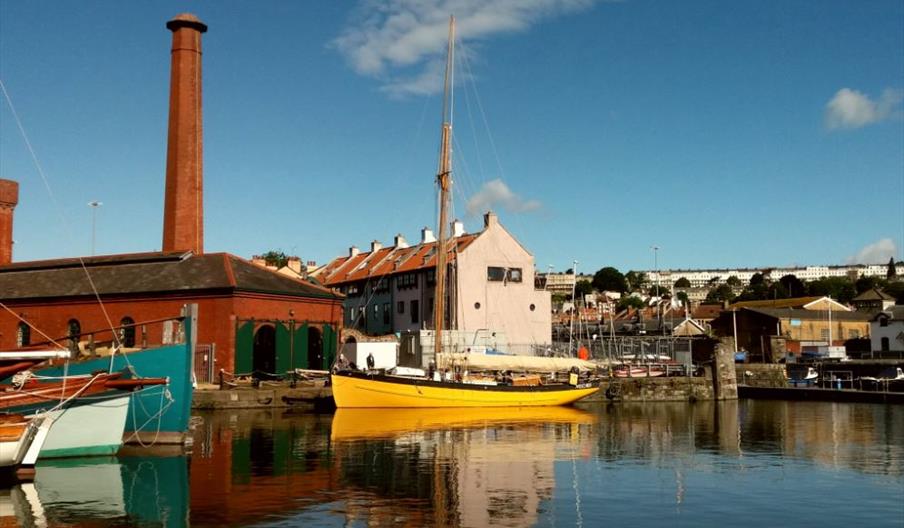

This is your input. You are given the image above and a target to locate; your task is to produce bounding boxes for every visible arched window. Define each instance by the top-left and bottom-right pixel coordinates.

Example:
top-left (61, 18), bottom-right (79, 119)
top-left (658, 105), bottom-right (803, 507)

top-left (16, 323), bottom-right (30, 347)
top-left (67, 319), bottom-right (81, 355)
top-left (120, 317), bottom-right (136, 348)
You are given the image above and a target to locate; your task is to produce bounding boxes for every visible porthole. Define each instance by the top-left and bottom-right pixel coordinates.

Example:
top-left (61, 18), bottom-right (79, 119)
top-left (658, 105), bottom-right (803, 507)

top-left (529, 304), bottom-right (536, 311)
top-left (474, 302), bottom-right (481, 309)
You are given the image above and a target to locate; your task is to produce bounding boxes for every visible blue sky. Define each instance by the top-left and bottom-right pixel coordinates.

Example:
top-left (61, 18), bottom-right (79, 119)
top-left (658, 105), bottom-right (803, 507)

top-left (1, 1), bottom-right (902, 274)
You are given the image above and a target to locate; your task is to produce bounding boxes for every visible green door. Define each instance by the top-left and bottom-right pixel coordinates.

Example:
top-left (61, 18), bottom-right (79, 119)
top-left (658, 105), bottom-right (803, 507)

top-left (275, 322), bottom-right (291, 376)
top-left (322, 324), bottom-right (336, 370)
top-left (235, 321), bottom-right (254, 375)
top-left (292, 323), bottom-right (309, 369)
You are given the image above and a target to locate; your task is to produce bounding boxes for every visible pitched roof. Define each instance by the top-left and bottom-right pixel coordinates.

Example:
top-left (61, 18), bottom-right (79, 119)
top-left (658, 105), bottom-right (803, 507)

top-left (743, 307), bottom-right (872, 322)
top-left (730, 296), bottom-right (827, 310)
top-left (0, 252), bottom-right (341, 301)
top-left (318, 233), bottom-right (480, 286)
top-left (872, 306), bottom-right (904, 321)
top-left (852, 288), bottom-right (895, 302)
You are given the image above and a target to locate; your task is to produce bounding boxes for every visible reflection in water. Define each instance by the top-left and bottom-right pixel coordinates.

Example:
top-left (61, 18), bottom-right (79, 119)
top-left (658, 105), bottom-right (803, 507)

top-left (1, 454), bottom-right (188, 527)
top-left (3, 402), bottom-right (901, 527)
top-left (188, 402), bottom-right (903, 527)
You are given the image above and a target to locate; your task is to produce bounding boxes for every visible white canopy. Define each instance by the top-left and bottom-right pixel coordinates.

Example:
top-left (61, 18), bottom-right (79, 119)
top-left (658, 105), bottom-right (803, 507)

top-left (437, 353), bottom-right (600, 373)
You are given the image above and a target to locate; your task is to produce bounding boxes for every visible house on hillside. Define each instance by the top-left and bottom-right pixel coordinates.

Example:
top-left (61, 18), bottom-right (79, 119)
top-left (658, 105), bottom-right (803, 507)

top-left (851, 288), bottom-right (896, 312)
top-left (315, 212), bottom-right (551, 355)
top-left (729, 296), bottom-right (850, 312)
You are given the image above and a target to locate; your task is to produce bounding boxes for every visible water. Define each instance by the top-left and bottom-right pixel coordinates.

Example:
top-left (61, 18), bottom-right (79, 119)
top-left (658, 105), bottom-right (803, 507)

top-left (3, 401), bottom-right (902, 527)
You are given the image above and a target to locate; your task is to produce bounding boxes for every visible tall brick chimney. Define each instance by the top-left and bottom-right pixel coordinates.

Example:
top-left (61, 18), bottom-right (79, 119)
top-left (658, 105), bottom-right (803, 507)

top-left (162, 13), bottom-right (207, 254)
top-left (0, 179), bottom-right (18, 265)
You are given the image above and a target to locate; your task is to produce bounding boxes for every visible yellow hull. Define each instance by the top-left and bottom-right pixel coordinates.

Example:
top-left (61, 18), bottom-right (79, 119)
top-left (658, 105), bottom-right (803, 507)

top-left (331, 406), bottom-right (596, 441)
top-left (330, 372), bottom-right (599, 408)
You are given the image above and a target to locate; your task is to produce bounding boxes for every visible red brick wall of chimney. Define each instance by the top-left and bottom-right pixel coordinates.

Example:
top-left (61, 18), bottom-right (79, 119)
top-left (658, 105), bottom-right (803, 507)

top-left (0, 179), bottom-right (19, 265)
top-left (162, 14), bottom-right (207, 255)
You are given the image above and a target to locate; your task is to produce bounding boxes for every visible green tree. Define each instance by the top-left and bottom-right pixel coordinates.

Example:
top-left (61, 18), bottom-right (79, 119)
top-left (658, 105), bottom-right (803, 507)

top-left (676, 291), bottom-right (690, 305)
top-left (884, 281), bottom-right (904, 304)
top-left (260, 250), bottom-right (290, 268)
top-left (592, 267), bottom-right (628, 293)
top-left (855, 275), bottom-right (887, 294)
top-left (807, 277), bottom-right (857, 304)
top-left (574, 280), bottom-right (593, 299)
top-left (617, 295), bottom-right (646, 311)
top-left (887, 257), bottom-right (897, 279)
top-left (726, 275), bottom-right (742, 287)
top-left (779, 274), bottom-right (805, 298)
top-left (704, 284), bottom-right (736, 303)
top-left (674, 277), bottom-right (691, 288)
top-left (624, 271), bottom-right (648, 292)
top-left (749, 272), bottom-right (767, 287)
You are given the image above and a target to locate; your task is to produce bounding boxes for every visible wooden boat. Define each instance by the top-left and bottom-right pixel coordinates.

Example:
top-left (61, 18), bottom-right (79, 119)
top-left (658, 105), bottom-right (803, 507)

top-left (30, 307), bottom-right (196, 445)
top-left (0, 412), bottom-right (54, 481)
top-left (1, 369), bottom-right (168, 458)
top-left (613, 365), bottom-right (666, 378)
top-left (331, 406), bottom-right (597, 441)
top-left (330, 18), bottom-right (599, 408)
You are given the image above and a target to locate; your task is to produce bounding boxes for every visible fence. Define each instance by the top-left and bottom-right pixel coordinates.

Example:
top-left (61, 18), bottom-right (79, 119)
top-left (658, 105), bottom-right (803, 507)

top-left (194, 343), bottom-right (216, 384)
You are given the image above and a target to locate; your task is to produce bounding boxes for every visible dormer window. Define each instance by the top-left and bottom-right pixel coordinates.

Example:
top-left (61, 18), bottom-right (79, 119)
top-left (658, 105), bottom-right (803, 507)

top-left (880, 316), bottom-right (889, 327)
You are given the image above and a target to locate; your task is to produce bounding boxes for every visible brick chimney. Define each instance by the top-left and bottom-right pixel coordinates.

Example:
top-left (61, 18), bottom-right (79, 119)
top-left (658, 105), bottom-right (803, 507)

top-left (162, 13), bottom-right (207, 254)
top-left (0, 179), bottom-right (18, 265)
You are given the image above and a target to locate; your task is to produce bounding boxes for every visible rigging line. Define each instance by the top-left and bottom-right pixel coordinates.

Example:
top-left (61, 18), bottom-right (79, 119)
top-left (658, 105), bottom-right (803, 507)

top-left (0, 302), bottom-right (68, 350)
top-left (456, 41), bottom-right (488, 182)
top-left (0, 79), bottom-right (123, 352)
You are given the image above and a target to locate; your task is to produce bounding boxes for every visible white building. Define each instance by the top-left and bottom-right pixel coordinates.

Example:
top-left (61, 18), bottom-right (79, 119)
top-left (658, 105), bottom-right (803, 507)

top-left (649, 263), bottom-right (892, 289)
top-left (315, 212), bottom-right (551, 351)
top-left (871, 307), bottom-right (904, 356)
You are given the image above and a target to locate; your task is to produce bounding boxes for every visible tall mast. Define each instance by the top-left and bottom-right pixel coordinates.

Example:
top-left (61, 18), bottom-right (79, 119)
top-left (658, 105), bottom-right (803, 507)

top-left (434, 16), bottom-right (455, 360)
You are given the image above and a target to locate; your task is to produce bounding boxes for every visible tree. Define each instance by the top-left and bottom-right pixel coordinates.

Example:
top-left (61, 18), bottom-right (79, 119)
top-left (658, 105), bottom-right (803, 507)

top-left (592, 267), bottom-right (628, 293)
top-left (704, 284), bottom-right (736, 303)
top-left (260, 250), bottom-right (290, 268)
top-left (888, 257), bottom-right (897, 279)
top-left (779, 274), bottom-right (805, 298)
top-left (884, 281), bottom-right (904, 304)
top-left (806, 277), bottom-right (857, 304)
top-left (617, 295), bottom-right (645, 311)
top-left (676, 291), bottom-right (690, 305)
top-left (624, 271), bottom-right (648, 292)
top-left (749, 272), bottom-right (766, 287)
top-left (855, 275), bottom-right (887, 294)
top-left (674, 277), bottom-right (691, 288)
top-left (574, 280), bottom-right (593, 299)
top-left (707, 276), bottom-right (721, 286)
top-left (726, 275), bottom-right (742, 287)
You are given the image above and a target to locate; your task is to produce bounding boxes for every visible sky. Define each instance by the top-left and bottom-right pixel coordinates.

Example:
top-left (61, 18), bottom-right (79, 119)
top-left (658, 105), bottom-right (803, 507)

top-left (1, 0), bottom-right (902, 274)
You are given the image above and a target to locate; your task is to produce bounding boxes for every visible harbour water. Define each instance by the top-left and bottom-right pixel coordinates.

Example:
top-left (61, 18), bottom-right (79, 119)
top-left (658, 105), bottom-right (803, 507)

top-left (3, 401), bottom-right (902, 527)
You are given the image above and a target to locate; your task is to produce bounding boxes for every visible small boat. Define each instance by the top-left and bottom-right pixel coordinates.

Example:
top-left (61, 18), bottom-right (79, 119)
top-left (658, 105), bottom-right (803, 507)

top-left (612, 365), bottom-right (666, 378)
top-left (0, 413), bottom-right (54, 480)
top-left (788, 366), bottom-right (819, 386)
top-left (330, 18), bottom-right (599, 409)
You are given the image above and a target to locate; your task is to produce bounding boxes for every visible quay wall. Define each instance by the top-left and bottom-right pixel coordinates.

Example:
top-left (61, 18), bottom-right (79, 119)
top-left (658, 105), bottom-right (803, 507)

top-left (193, 384), bottom-right (334, 411)
top-left (736, 364), bottom-right (787, 388)
top-left (581, 376), bottom-right (714, 403)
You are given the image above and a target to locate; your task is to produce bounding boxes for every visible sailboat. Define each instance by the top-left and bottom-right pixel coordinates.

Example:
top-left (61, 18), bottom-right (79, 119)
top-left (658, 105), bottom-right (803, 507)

top-left (330, 16), bottom-right (599, 408)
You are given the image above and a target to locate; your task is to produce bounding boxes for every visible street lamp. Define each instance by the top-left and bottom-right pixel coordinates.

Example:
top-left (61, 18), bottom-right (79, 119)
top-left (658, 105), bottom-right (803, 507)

top-left (88, 201), bottom-right (102, 255)
top-left (650, 245), bottom-right (660, 297)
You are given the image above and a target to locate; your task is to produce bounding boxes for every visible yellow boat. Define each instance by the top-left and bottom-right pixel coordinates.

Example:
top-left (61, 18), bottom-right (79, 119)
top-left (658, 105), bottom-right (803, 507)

top-left (330, 370), bottom-right (599, 408)
top-left (330, 406), bottom-right (597, 441)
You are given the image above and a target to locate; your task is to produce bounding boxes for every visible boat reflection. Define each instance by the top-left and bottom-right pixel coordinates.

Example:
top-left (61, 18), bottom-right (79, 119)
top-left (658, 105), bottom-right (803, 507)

top-left (0, 453), bottom-right (188, 527)
top-left (331, 405), bottom-right (597, 441)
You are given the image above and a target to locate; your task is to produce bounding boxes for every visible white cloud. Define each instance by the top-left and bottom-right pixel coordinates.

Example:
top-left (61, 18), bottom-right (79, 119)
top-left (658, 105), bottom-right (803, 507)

top-left (466, 178), bottom-right (541, 216)
top-left (825, 88), bottom-right (903, 130)
top-left (845, 238), bottom-right (898, 264)
top-left (332, 0), bottom-right (597, 96)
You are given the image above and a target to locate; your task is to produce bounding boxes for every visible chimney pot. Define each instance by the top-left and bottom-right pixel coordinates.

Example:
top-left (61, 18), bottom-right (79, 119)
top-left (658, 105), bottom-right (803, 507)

top-left (371, 240), bottom-right (382, 252)
top-left (421, 227), bottom-right (436, 244)
top-left (349, 246), bottom-right (360, 257)
top-left (483, 211), bottom-right (498, 229)
top-left (394, 234), bottom-right (408, 248)
top-left (452, 219), bottom-right (465, 237)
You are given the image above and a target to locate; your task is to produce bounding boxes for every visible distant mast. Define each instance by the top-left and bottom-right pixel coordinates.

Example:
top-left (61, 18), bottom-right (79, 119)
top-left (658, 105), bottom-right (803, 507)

top-left (434, 16), bottom-right (455, 360)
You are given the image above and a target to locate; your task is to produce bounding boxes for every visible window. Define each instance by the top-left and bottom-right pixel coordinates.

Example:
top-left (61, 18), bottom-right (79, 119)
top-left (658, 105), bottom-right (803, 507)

top-left (820, 329), bottom-right (830, 341)
top-left (426, 269), bottom-right (436, 285)
top-left (487, 267), bottom-right (506, 281)
top-left (880, 316), bottom-right (889, 327)
top-left (530, 304), bottom-right (536, 311)
top-left (374, 278), bottom-right (389, 293)
top-left (16, 323), bottom-right (30, 348)
top-left (474, 302), bottom-right (481, 309)
top-left (67, 318), bottom-right (81, 354)
top-left (383, 303), bottom-right (391, 324)
top-left (397, 273), bottom-right (418, 290)
top-left (120, 317), bottom-right (136, 348)
top-left (508, 268), bottom-right (523, 283)
top-left (373, 304), bottom-right (380, 320)
top-left (848, 329), bottom-right (859, 339)
top-left (411, 300), bottom-right (420, 324)
top-left (881, 337), bottom-right (890, 351)
top-left (347, 283), bottom-right (362, 297)
top-left (397, 301), bottom-right (405, 314)
top-left (427, 298), bottom-right (434, 319)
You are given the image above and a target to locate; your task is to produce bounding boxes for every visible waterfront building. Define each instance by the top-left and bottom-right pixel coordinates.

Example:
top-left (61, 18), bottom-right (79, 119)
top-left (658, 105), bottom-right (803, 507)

top-left (870, 306), bottom-right (904, 357)
top-left (315, 212), bottom-right (552, 348)
top-left (0, 14), bottom-right (344, 378)
top-left (710, 307), bottom-right (871, 361)
top-left (648, 263), bottom-right (892, 289)
top-left (536, 272), bottom-right (591, 296)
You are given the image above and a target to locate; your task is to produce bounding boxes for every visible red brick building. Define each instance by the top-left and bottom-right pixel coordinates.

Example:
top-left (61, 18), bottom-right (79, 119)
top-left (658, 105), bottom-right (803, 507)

top-left (0, 251), bottom-right (343, 377)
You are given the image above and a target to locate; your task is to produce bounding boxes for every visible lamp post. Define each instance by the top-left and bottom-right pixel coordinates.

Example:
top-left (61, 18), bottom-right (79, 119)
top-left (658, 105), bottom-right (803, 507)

top-left (88, 201), bottom-right (102, 255)
top-left (650, 245), bottom-right (660, 297)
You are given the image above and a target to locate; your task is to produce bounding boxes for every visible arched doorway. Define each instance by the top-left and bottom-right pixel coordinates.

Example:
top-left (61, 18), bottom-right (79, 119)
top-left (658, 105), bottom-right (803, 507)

top-left (253, 325), bottom-right (277, 377)
top-left (308, 326), bottom-right (323, 370)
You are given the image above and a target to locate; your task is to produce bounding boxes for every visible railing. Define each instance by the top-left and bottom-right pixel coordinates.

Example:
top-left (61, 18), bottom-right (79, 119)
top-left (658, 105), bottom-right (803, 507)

top-left (194, 344), bottom-right (216, 384)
